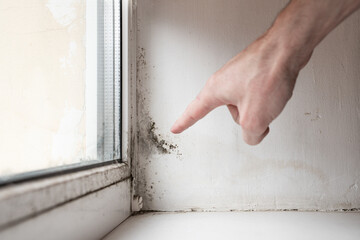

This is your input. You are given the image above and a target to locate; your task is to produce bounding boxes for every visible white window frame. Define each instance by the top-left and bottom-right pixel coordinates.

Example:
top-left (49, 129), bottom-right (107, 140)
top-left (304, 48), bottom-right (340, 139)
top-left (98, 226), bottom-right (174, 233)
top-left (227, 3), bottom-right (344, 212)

top-left (0, 1), bottom-right (137, 239)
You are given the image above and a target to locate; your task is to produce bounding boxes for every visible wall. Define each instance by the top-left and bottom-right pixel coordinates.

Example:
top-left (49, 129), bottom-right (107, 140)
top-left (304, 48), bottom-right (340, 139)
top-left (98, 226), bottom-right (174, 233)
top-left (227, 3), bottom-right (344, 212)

top-left (0, 0), bottom-right (87, 175)
top-left (135, 0), bottom-right (360, 211)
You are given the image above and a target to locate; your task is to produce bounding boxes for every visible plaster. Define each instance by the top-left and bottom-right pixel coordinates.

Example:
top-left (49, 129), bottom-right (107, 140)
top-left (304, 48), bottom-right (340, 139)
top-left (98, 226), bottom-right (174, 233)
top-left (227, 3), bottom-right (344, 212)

top-left (134, 0), bottom-right (360, 211)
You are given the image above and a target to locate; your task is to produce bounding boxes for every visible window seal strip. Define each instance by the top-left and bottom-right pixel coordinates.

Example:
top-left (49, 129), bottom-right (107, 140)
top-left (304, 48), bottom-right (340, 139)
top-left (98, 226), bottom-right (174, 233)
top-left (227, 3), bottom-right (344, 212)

top-left (0, 159), bottom-right (121, 188)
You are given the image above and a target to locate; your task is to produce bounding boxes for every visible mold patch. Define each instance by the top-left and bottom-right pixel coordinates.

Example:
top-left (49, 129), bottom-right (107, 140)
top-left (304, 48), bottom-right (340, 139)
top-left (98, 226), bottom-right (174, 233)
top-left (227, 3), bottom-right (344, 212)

top-left (148, 121), bottom-right (178, 154)
top-left (134, 45), bottom-right (183, 209)
top-left (136, 46), bottom-right (180, 156)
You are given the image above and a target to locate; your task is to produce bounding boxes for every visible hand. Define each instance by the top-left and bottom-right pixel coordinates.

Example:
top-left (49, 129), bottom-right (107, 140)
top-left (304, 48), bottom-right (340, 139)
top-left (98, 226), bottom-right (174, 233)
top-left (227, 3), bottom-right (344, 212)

top-left (171, 0), bottom-right (360, 145)
top-left (171, 33), bottom-right (309, 145)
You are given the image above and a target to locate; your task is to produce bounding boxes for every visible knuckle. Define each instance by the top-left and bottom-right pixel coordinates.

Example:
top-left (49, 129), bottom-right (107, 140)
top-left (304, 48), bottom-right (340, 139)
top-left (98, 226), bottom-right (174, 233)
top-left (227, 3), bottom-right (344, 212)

top-left (205, 74), bottom-right (219, 91)
top-left (239, 114), bottom-right (266, 135)
top-left (195, 94), bottom-right (210, 111)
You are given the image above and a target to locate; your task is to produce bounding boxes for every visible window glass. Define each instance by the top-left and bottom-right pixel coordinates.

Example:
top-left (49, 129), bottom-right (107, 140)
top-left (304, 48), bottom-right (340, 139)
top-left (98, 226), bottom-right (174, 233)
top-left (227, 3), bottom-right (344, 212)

top-left (0, 0), bottom-right (121, 181)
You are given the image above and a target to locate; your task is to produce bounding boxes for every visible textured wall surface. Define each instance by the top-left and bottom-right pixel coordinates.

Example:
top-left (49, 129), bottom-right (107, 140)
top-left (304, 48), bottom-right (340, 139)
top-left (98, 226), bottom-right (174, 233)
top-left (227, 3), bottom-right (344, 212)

top-left (135, 0), bottom-right (360, 211)
top-left (0, 0), bottom-right (86, 175)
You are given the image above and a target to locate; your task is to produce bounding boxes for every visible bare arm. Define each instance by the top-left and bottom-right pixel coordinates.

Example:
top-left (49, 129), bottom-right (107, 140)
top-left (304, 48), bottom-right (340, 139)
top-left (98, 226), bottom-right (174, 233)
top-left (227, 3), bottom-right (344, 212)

top-left (171, 0), bottom-right (360, 145)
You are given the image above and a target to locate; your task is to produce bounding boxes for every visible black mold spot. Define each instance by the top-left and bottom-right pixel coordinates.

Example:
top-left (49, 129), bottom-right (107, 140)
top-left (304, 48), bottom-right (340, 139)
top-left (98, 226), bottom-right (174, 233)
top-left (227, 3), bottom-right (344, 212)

top-left (339, 208), bottom-right (360, 212)
top-left (148, 121), bottom-right (178, 154)
top-left (137, 47), bottom-right (147, 68)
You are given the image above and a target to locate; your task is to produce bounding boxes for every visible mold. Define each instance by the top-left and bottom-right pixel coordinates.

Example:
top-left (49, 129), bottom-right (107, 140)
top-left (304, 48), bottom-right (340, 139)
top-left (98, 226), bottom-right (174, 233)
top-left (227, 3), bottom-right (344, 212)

top-left (338, 208), bottom-right (360, 212)
top-left (137, 47), bottom-right (147, 68)
top-left (134, 45), bottom-right (183, 208)
top-left (148, 121), bottom-right (178, 154)
top-left (136, 46), bottom-right (180, 156)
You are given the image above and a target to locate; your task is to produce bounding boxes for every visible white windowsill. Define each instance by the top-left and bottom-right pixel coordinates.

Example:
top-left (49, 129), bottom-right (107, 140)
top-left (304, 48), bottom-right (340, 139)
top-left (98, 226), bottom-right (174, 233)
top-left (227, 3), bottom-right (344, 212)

top-left (0, 162), bottom-right (130, 229)
top-left (0, 178), bottom-right (131, 240)
top-left (104, 212), bottom-right (360, 240)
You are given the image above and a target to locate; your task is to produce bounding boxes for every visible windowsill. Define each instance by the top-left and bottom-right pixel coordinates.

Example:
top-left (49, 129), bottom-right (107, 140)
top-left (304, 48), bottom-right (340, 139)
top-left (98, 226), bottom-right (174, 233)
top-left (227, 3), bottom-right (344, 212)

top-left (104, 211), bottom-right (360, 240)
top-left (0, 162), bottom-right (130, 229)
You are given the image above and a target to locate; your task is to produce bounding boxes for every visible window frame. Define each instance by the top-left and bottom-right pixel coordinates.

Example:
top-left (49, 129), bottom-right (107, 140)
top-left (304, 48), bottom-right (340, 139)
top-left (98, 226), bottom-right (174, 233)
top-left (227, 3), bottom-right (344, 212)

top-left (0, 0), bottom-right (120, 187)
top-left (0, 0), bottom-right (136, 237)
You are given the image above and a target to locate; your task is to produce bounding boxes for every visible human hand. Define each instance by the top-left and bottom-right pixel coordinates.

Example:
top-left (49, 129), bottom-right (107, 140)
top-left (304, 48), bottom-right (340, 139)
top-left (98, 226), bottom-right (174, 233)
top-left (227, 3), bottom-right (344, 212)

top-left (171, 33), bottom-right (310, 145)
top-left (171, 0), bottom-right (360, 145)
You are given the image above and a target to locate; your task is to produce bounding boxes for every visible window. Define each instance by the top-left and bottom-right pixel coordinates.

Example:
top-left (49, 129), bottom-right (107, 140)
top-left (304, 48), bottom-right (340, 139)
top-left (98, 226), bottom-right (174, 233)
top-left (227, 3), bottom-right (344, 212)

top-left (0, 0), bottom-right (122, 185)
top-left (0, 0), bottom-right (133, 236)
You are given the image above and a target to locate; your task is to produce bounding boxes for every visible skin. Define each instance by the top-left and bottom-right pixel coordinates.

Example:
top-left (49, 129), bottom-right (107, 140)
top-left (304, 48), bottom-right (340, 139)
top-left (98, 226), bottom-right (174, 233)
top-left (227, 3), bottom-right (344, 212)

top-left (171, 0), bottom-right (360, 145)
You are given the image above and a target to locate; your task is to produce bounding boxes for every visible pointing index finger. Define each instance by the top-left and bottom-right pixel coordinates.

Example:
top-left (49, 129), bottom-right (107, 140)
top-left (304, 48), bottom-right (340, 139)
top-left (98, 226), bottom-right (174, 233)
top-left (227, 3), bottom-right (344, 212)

top-left (171, 92), bottom-right (222, 134)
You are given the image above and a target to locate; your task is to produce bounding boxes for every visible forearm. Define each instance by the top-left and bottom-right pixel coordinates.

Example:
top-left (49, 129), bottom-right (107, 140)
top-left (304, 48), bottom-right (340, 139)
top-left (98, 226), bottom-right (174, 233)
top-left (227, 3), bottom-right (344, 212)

top-left (266, 0), bottom-right (360, 71)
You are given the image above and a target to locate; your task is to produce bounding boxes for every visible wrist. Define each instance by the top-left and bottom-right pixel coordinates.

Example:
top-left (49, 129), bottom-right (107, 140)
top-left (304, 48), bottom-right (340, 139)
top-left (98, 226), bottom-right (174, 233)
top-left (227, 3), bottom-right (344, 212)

top-left (262, 26), bottom-right (313, 73)
top-left (264, 0), bottom-right (360, 72)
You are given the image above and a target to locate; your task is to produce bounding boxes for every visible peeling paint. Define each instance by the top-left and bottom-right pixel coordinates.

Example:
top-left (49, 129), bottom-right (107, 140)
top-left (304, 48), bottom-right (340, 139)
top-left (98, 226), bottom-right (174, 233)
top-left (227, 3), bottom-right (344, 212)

top-left (349, 183), bottom-right (359, 192)
top-left (304, 109), bottom-right (322, 121)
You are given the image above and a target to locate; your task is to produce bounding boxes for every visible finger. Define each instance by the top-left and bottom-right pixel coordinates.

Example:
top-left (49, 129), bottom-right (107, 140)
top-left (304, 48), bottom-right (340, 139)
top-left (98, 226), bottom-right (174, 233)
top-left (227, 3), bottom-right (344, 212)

top-left (171, 92), bottom-right (222, 134)
top-left (227, 104), bottom-right (240, 124)
top-left (242, 127), bottom-right (270, 145)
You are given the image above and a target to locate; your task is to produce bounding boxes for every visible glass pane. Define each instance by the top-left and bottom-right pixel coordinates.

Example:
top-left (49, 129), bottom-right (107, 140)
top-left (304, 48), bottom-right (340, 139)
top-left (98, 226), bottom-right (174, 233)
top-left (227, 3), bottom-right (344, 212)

top-left (0, 0), bottom-right (121, 181)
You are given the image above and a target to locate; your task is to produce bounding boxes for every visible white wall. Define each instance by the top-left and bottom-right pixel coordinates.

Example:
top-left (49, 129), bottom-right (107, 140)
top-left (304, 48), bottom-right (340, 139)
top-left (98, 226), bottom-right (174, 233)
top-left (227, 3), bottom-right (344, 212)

top-left (135, 0), bottom-right (360, 211)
